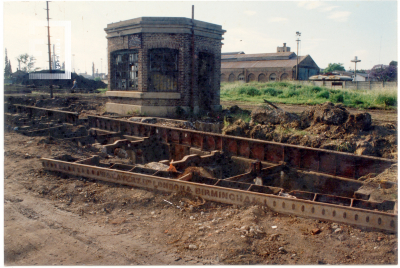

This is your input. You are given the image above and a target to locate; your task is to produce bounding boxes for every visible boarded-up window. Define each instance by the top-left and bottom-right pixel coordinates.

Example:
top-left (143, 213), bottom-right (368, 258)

top-left (112, 49), bottom-right (139, 90)
top-left (228, 73), bottom-right (236, 82)
top-left (258, 73), bottom-right (266, 82)
top-left (269, 73), bottom-right (277, 81)
top-left (280, 73), bottom-right (289, 81)
top-left (248, 73), bottom-right (255, 82)
top-left (148, 48), bottom-right (179, 91)
top-left (238, 74), bottom-right (245, 81)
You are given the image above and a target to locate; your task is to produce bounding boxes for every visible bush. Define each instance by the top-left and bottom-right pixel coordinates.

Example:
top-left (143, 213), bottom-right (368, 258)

top-left (272, 81), bottom-right (291, 88)
top-left (261, 87), bottom-right (282, 96)
top-left (278, 88), bottom-right (299, 98)
top-left (317, 90), bottom-right (330, 99)
top-left (330, 93), bottom-right (344, 103)
top-left (311, 86), bottom-right (323, 93)
top-left (377, 95), bottom-right (397, 106)
top-left (238, 86), bottom-right (261, 96)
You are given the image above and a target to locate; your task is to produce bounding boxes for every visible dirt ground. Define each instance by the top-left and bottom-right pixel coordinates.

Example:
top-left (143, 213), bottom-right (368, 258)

top-left (4, 131), bottom-right (398, 265)
top-left (221, 101), bottom-right (398, 124)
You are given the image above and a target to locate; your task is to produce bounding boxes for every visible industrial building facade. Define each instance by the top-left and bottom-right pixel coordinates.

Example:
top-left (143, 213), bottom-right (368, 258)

top-left (221, 43), bottom-right (319, 82)
top-left (104, 17), bottom-right (225, 116)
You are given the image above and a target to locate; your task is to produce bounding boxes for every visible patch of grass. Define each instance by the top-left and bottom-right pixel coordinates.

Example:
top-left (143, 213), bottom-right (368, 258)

top-left (261, 87), bottom-right (282, 96)
top-left (232, 112), bottom-right (251, 123)
top-left (317, 90), bottom-right (330, 99)
top-left (97, 88), bottom-right (108, 94)
top-left (220, 81), bottom-right (397, 109)
top-left (274, 125), bottom-right (310, 136)
top-left (238, 86), bottom-right (261, 96)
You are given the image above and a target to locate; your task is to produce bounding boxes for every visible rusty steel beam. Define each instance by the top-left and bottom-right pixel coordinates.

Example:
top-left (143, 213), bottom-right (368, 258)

top-left (41, 157), bottom-right (397, 232)
top-left (14, 104), bottom-right (79, 125)
top-left (87, 115), bottom-right (396, 180)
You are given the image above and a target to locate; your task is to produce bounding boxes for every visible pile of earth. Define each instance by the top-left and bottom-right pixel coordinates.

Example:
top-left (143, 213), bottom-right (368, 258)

top-left (12, 70), bottom-right (106, 90)
top-left (222, 102), bottom-right (397, 159)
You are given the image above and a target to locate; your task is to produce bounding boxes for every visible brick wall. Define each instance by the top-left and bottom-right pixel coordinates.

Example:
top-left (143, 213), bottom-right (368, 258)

top-left (107, 32), bottom-right (222, 109)
top-left (221, 67), bottom-right (294, 82)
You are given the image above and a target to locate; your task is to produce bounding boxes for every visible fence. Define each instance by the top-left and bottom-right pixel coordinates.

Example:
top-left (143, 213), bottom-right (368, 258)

top-left (297, 80), bottom-right (397, 90)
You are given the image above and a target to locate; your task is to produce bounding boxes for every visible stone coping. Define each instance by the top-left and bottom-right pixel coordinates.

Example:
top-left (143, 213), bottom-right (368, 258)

top-left (105, 17), bottom-right (225, 39)
top-left (106, 91), bottom-right (181, 99)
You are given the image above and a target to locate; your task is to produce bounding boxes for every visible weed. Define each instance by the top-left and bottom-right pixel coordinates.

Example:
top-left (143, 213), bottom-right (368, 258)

top-left (330, 93), bottom-right (344, 103)
top-left (97, 88), bottom-right (108, 94)
top-left (311, 86), bottom-right (323, 93)
top-left (220, 81), bottom-right (397, 109)
top-left (261, 87), bottom-right (282, 96)
top-left (317, 90), bottom-right (330, 99)
top-left (238, 86), bottom-right (261, 96)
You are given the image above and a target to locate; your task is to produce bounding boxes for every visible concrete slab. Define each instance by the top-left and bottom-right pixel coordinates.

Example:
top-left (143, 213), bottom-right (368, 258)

top-left (106, 103), bottom-right (189, 117)
top-left (106, 91), bottom-right (181, 99)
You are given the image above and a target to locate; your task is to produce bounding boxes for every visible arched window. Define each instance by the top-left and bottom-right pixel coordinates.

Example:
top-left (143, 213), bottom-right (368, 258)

top-left (269, 73), bottom-right (277, 81)
top-left (280, 73), bottom-right (289, 81)
top-left (248, 73), bottom-right (255, 82)
top-left (228, 73), bottom-right (236, 82)
top-left (220, 73), bottom-right (226, 82)
top-left (238, 74), bottom-right (245, 81)
top-left (258, 73), bottom-right (266, 82)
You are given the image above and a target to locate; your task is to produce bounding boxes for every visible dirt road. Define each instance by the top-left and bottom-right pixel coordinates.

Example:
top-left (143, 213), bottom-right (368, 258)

top-left (4, 131), bottom-right (398, 265)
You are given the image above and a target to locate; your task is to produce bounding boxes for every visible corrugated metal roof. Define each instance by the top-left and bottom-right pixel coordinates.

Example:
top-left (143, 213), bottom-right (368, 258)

top-left (309, 75), bottom-right (353, 81)
top-left (221, 56), bottom-right (306, 69)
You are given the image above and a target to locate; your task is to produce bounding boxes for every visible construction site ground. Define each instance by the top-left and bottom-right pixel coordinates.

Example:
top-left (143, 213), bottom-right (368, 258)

top-left (4, 93), bottom-right (398, 265)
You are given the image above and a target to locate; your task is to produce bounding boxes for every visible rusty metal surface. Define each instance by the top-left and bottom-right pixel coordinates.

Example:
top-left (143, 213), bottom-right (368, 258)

top-left (41, 157), bottom-right (397, 232)
top-left (14, 104), bottom-right (79, 125)
top-left (87, 115), bottom-right (396, 180)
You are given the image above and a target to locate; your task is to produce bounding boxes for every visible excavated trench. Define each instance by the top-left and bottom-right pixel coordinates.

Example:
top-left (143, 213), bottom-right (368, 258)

top-left (5, 103), bottom-right (398, 231)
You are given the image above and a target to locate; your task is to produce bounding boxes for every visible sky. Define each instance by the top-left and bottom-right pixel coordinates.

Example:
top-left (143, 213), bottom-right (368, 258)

top-left (2, 0), bottom-right (398, 74)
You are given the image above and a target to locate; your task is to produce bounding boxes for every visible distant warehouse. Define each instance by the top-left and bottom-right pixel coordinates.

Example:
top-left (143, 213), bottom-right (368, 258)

top-left (221, 43), bottom-right (319, 82)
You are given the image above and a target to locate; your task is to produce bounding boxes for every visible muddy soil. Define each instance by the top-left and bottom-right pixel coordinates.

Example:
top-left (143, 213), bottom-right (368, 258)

top-left (4, 131), bottom-right (398, 265)
top-left (223, 102), bottom-right (397, 159)
top-left (221, 101), bottom-right (398, 124)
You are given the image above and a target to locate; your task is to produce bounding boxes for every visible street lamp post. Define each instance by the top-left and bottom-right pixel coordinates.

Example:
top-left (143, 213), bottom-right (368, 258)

top-left (296, 31), bottom-right (301, 80)
top-left (351, 56), bottom-right (361, 81)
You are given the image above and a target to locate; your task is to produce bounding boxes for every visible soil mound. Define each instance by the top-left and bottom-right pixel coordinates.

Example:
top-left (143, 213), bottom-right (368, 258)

top-left (301, 102), bottom-right (372, 132)
top-left (251, 106), bottom-right (300, 126)
top-left (222, 119), bottom-right (249, 136)
top-left (300, 102), bottom-right (349, 128)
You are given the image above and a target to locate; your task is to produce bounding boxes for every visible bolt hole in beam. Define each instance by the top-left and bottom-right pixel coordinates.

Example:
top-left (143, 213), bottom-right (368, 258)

top-left (40, 158), bottom-right (397, 232)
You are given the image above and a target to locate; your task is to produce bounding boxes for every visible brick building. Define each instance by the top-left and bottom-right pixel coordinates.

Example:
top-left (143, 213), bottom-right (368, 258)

top-left (104, 17), bottom-right (225, 116)
top-left (221, 43), bottom-right (319, 82)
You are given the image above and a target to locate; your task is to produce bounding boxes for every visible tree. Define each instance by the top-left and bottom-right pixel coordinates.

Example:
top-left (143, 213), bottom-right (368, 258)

top-left (4, 48), bottom-right (12, 78)
top-left (15, 53), bottom-right (39, 72)
top-left (324, 63), bottom-right (346, 73)
top-left (389, 61), bottom-right (397, 67)
top-left (370, 65), bottom-right (397, 82)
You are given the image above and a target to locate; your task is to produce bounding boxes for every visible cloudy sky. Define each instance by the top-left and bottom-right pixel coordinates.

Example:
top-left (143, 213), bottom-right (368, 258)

top-left (3, 1), bottom-right (398, 74)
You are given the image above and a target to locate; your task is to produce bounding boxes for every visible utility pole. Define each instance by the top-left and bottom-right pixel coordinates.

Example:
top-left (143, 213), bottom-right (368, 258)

top-left (296, 31), bottom-right (301, 80)
top-left (45, 1), bottom-right (53, 98)
top-left (191, 5), bottom-right (195, 111)
top-left (351, 56), bottom-right (361, 81)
